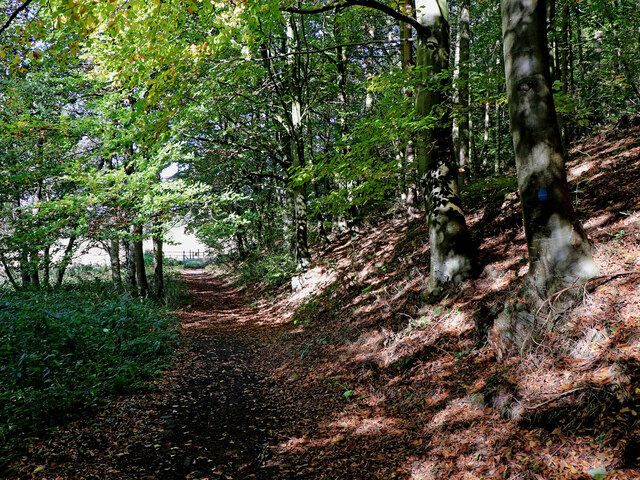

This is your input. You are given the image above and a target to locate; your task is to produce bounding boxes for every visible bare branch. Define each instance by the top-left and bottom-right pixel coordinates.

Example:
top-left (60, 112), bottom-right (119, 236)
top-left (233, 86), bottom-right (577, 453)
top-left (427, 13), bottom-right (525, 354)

top-left (283, 0), bottom-right (429, 37)
top-left (0, 0), bottom-right (34, 37)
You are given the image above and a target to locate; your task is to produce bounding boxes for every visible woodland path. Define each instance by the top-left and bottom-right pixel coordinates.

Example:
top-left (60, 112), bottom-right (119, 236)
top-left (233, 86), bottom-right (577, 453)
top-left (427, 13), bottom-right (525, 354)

top-left (117, 269), bottom-right (296, 479)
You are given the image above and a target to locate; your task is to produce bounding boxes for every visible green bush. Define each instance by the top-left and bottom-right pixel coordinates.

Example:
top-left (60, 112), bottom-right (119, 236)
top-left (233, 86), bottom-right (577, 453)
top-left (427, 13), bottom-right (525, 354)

top-left (234, 252), bottom-right (296, 287)
top-left (0, 280), bottom-right (179, 465)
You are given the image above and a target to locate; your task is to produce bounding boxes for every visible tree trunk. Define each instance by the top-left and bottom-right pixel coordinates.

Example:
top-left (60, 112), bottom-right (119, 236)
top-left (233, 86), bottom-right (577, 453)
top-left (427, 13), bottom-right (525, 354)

top-left (42, 245), bottom-right (50, 286)
top-left (56, 235), bottom-right (76, 286)
top-left (401, 0), bottom-right (420, 217)
top-left (501, 0), bottom-right (598, 299)
top-left (153, 234), bottom-right (164, 299)
top-left (287, 14), bottom-right (311, 269)
top-left (29, 251), bottom-right (40, 287)
top-left (0, 252), bottom-right (19, 290)
top-left (452, 0), bottom-right (471, 188)
top-left (415, 0), bottom-right (476, 294)
top-left (110, 239), bottom-right (122, 287)
top-left (20, 249), bottom-right (30, 287)
top-left (133, 224), bottom-right (150, 297)
top-left (125, 236), bottom-right (137, 294)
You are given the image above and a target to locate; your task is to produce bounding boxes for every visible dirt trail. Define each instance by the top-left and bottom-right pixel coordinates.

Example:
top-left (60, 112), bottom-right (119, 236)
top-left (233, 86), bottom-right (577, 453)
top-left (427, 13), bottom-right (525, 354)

top-left (118, 270), bottom-right (291, 479)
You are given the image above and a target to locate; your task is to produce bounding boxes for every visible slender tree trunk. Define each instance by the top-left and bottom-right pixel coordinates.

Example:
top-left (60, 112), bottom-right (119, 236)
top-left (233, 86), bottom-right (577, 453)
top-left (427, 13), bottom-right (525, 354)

top-left (469, 93), bottom-right (477, 176)
top-left (125, 236), bottom-right (137, 294)
top-left (0, 252), bottom-right (19, 290)
top-left (133, 224), bottom-right (149, 297)
top-left (153, 233), bottom-right (164, 299)
top-left (42, 246), bottom-right (50, 286)
top-left (20, 249), bottom-right (30, 287)
top-left (452, 0), bottom-right (471, 188)
top-left (287, 14), bottom-right (310, 268)
top-left (495, 103), bottom-right (502, 173)
top-left (415, 0), bottom-right (476, 294)
top-left (29, 251), bottom-right (40, 287)
top-left (401, 0), bottom-right (420, 217)
top-left (501, 0), bottom-right (598, 299)
top-left (56, 235), bottom-right (76, 285)
top-left (110, 239), bottom-right (122, 287)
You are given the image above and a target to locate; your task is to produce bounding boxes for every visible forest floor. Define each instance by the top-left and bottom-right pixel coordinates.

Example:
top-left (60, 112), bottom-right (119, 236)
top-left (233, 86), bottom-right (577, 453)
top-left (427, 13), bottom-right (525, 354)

top-left (6, 124), bottom-right (640, 479)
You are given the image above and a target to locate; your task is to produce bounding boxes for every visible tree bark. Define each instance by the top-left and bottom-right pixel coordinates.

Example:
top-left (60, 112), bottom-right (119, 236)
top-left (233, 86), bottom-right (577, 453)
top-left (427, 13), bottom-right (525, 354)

top-left (0, 252), bottom-right (19, 290)
top-left (286, 14), bottom-right (311, 268)
top-left (153, 233), bottom-right (164, 299)
top-left (56, 235), bottom-right (76, 286)
top-left (415, 0), bottom-right (476, 293)
top-left (42, 245), bottom-right (50, 286)
top-left (402, 0), bottom-right (420, 218)
top-left (452, 0), bottom-right (471, 188)
top-left (133, 224), bottom-right (150, 297)
top-left (501, 0), bottom-right (598, 299)
top-left (125, 236), bottom-right (137, 294)
top-left (110, 239), bottom-right (122, 287)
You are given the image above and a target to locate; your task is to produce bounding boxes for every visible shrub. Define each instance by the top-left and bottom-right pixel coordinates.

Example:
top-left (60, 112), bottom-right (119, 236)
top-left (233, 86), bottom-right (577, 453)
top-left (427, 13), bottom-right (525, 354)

top-left (0, 280), bottom-right (179, 466)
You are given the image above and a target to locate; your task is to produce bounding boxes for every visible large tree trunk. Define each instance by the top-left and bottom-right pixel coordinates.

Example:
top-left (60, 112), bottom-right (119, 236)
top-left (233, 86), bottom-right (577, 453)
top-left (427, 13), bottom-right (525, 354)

top-left (501, 0), bottom-right (598, 299)
top-left (415, 0), bottom-right (476, 294)
top-left (452, 0), bottom-right (471, 188)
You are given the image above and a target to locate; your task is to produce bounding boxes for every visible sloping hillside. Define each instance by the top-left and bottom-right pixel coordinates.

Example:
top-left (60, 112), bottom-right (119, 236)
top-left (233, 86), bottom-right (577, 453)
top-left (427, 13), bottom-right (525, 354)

top-left (253, 124), bottom-right (640, 479)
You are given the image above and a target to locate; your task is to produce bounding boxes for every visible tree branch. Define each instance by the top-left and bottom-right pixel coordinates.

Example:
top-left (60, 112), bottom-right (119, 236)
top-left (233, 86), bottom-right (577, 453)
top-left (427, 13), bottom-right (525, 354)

top-left (283, 0), bottom-right (429, 37)
top-left (0, 0), bottom-right (34, 37)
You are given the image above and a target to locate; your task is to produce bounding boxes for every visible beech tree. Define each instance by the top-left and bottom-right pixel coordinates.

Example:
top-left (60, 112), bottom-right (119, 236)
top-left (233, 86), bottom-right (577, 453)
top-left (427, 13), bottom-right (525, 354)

top-left (501, 0), bottom-right (598, 298)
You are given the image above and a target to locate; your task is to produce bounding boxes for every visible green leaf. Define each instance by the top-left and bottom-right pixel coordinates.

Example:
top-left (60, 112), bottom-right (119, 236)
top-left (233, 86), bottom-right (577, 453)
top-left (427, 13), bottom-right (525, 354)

top-left (587, 467), bottom-right (608, 480)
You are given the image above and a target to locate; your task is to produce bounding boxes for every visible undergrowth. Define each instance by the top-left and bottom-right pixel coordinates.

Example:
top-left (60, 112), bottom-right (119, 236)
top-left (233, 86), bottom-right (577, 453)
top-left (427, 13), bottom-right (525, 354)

top-left (232, 252), bottom-right (297, 288)
top-left (0, 278), bottom-right (180, 468)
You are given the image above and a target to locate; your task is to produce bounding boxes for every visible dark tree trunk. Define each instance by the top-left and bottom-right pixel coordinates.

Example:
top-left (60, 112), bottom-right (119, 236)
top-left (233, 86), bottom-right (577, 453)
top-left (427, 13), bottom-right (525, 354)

top-left (133, 224), bottom-right (150, 297)
top-left (29, 251), bottom-right (40, 287)
top-left (153, 234), bottom-right (164, 299)
top-left (42, 246), bottom-right (50, 286)
top-left (57, 235), bottom-right (76, 286)
top-left (20, 249), bottom-right (30, 287)
top-left (501, 0), bottom-right (598, 299)
top-left (125, 237), bottom-right (137, 294)
top-left (0, 252), bottom-right (19, 290)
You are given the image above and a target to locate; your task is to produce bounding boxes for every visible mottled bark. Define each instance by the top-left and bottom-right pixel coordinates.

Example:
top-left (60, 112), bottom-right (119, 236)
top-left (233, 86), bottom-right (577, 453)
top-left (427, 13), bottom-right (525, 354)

top-left (415, 0), bottom-right (476, 292)
top-left (501, 0), bottom-right (597, 298)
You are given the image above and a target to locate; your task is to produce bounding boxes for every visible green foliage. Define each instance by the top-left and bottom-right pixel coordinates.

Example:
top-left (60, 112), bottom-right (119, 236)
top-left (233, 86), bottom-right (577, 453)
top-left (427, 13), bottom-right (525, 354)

top-left (233, 252), bottom-right (296, 288)
top-left (0, 281), bottom-right (178, 463)
top-left (460, 175), bottom-right (518, 204)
